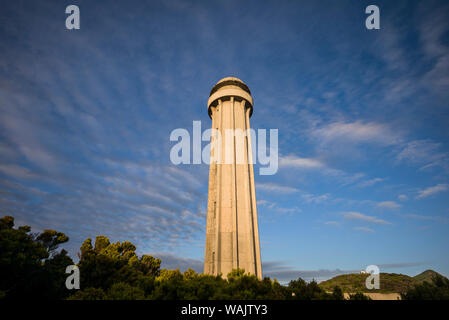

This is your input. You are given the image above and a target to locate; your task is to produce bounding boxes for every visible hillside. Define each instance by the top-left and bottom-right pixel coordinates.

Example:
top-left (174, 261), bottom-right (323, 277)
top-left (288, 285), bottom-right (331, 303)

top-left (319, 272), bottom-right (417, 293)
top-left (413, 270), bottom-right (446, 284)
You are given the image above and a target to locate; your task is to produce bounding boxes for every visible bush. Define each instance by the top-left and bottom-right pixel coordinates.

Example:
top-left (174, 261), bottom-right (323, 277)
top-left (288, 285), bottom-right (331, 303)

top-left (67, 287), bottom-right (106, 300)
top-left (349, 292), bottom-right (371, 300)
top-left (401, 274), bottom-right (449, 300)
top-left (106, 282), bottom-right (145, 300)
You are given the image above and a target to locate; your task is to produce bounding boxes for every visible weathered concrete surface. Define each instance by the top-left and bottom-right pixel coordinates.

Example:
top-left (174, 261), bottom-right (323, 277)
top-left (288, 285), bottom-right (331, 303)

top-left (203, 77), bottom-right (262, 279)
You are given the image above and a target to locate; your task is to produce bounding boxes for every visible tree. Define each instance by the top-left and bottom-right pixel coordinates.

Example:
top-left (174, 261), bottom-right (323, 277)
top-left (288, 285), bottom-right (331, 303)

top-left (67, 287), bottom-right (106, 300)
top-left (332, 286), bottom-right (345, 300)
top-left (401, 274), bottom-right (449, 300)
top-left (37, 229), bottom-right (69, 255)
top-left (139, 255), bottom-right (162, 277)
top-left (287, 277), bottom-right (333, 300)
top-left (348, 292), bottom-right (371, 300)
top-left (106, 282), bottom-right (145, 300)
top-left (76, 235), bottom-right (162, 294)
top-left (183, 268), bottom-right (199, 280)
top-left (0, 215), bottom-right (73, 299)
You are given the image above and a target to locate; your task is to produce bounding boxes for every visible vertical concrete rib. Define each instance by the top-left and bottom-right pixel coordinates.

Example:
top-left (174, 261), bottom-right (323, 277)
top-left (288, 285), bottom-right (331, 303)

top-left (214, 99), bottom-right (223, 275)
top-left (231, 97), bottom-right (239, 269)
top-left (246, 106), bottom-right (262, 278)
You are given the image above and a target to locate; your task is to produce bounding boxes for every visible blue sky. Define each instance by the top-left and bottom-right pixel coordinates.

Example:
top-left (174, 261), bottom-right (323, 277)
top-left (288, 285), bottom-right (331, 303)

top-left (1, 0), bottom-right (448, 282)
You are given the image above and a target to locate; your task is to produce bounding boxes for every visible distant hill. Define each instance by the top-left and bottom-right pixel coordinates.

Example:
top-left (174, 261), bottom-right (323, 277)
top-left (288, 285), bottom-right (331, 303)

top-left (319, 272), bottom-right (415, 293)
top-left (319, 270), bottom-right (448, 294)
top-left (413, 270), bottom-right (446, 284)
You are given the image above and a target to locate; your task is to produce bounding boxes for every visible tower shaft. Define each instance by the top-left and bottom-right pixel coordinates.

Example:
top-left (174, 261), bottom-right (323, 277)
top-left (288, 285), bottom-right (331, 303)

top-left (204, 78), bottom-right (262, 279)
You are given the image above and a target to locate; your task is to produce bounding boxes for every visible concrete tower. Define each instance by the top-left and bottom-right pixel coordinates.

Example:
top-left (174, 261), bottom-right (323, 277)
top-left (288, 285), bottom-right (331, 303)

top-left (204, 77), bottom-right (262, 279)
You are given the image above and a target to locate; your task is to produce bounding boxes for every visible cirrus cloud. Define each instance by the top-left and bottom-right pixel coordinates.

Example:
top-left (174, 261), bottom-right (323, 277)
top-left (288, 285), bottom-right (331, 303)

top-left (343, 211), bottom-right (391, 225)
top-left (416, 184), bottom-right (449, 199)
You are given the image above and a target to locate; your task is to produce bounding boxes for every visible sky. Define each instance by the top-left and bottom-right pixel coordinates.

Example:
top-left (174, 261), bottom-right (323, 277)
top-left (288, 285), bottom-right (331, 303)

top-left (1, 0), bottom-right (448, 283)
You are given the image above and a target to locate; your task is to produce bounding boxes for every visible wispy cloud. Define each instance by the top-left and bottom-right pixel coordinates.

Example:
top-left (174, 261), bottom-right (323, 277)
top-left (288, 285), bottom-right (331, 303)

top-left (279, 155), bottom-right (324, 169)
top-left (356, 178), bottom-right (385, 188)
top-left (278, 154), bottom-right (365, 187)
top-left (416, 184), bottom-right (449, 199)
top-left (301, 193), bottom-right (330, 204)
top-left (309, 121), bottom-right (402, 146)
top-left (256, 199), bottom-right (275, 208)
top-left (377, 262), bottom-right (429, 269)
top-left (0, 164), bottom-right (38, 179)
top-left (419, 2), bottom-right (449, 97)
top-left (397, 140), bottom-right (449, 171)
top-left (343, 211), bottom-right (391, 225)
top-left (377, 201), bottom-right (401, 209)
top-left (257, 199), bottom-right (301, 215)
top-left (256, 183), bottom-right (300, 193)
top-left (274, 206), bottom-right (302, 215)
top-left (353, 226), bottom-right (374, 233)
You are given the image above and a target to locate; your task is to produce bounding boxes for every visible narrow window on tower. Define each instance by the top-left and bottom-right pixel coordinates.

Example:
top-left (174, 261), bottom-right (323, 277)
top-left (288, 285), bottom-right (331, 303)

top-left (213, 201), bottom-right (216, 218)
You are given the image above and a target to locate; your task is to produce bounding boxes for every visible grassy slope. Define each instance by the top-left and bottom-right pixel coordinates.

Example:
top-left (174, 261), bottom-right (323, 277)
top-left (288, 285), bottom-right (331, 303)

top-left (319, 273), bottom-right (417, 293)
top-left (319, 270), bottom-right (448, 293)
top-left (413, 270), bottom-right (446, 284)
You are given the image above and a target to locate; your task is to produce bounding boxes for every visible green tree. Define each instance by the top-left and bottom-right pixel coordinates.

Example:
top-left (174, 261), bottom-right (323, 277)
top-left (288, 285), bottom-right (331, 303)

top-left (332, 286), bottom-right (345, 300)
top-left (67, 287), bottom-right (106, 300)
top-left (287, 277), bottom-right (333, 300)
top-left (401, 274), bottom-right (449, 300)
top-left (183, 268), bottom-right (199, 280)
top-left (0, 215), bottom-right (73, 299)
top-left (106, 282), bottom-right (145, 300)
top-left (348, 292), bottom-right (371, 300)
top-left (76, 235), bottom-right (162, 295)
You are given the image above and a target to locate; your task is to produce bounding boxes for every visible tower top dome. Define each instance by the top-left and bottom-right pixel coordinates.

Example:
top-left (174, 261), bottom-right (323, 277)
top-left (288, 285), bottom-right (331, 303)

top-left (207, 76), bottom-right (253, 118)
top-left (209, 77), bottom-right (251, 97)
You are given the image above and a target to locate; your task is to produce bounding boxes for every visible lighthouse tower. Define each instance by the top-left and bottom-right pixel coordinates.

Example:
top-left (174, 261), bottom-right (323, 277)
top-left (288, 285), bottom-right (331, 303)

top-left (203, 77), bottom-right (262, 279)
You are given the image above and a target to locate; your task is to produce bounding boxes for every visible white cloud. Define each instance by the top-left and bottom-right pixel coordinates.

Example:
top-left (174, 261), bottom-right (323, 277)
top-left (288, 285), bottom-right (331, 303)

top-left (279, 155), bottom-right (324, 169)
top-left (356, 178), bottom-right (384, 188)
top-left (0, 164), bottom-right (37, 179)
top-left (397, 140), bottom-right (448, 171)
top-left (353, 226), bottom-right (374, 233)
top-left (301, 193), bottom-right (330, 204)
top-left (256, 199), bottom-right (301, 215)
top-left (275, 206), bottom-right (302, 214)
top-left (279, 154), bottom-right (365, 187)
top-left (256, 183), bottom-right (300, 193)
top-left (419, 5), bottom-right (449, 96)
top-left (257, 199), bottom-right (275, 209)
top-left (324, 221), bottom-right (340, 226)
top-left (343, 211), bottom-right (391, 225)
top-left (416, 184), bottom-right (449, 199)
top-left (398, 194), bottom-right (408, 201)
top-left (377, 201), bottom-right (401, 209)
top-left (310, 121), bottom-right (401, 146)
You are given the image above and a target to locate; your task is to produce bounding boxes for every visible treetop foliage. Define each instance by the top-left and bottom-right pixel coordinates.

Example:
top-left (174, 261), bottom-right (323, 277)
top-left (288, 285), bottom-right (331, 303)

top-left (0, 215), bottom-right (73, 299)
